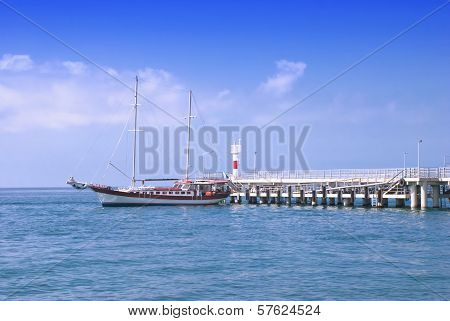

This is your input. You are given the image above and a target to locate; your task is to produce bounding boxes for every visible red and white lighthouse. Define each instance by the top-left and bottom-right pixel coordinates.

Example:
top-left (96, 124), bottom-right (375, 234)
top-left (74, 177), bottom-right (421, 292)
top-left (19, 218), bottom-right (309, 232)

top-left (230, 139), bottom-right (241, 178)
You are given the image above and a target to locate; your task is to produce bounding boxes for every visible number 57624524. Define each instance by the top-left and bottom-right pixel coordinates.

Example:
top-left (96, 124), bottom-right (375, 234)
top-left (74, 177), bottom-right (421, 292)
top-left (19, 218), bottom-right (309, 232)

top-left (257, 304), bottom-right (320, 316)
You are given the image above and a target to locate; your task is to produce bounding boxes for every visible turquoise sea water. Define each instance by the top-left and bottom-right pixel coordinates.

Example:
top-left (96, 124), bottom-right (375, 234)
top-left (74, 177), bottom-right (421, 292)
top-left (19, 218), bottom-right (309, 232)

top-left (0, 188), bottom-right (449, 300)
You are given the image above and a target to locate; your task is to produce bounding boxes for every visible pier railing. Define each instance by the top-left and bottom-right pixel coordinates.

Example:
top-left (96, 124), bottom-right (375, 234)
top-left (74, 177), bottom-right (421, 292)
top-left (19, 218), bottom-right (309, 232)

top-left (237, 167), bottom-right (450, 181)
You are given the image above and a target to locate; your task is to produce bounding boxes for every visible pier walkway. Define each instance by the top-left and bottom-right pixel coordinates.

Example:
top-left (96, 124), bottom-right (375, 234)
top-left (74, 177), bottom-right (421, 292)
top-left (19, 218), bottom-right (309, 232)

top-left (219, 167), bottom-right (450, 209)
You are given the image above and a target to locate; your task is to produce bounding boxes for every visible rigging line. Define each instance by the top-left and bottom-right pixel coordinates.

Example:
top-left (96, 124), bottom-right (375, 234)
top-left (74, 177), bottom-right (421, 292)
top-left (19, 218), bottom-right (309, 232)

top-left (72, 128), bottom-right (104, 175)
top-left (108, 162), bottom-right (131, 180)
top-left (101, 110), bottom-right (133, 179)
top-left (190, 92), bottom-right (220, 177)
top-left (0, 0), bottom-right (184, 126)
top-left (72, 95), bottom-right (130, 176)
top-left (190, 93), bottom-right (222, 178)
top-left (192, 94), bottom-right (206, 125)
top-left (185, 144), bottom-right (221, 178)
top-left (193, 93), bottom-right (219, 145)
top-left (91, 108), bottom-right (133, 182)
top-left (191, 93), bottom-right (207, 125)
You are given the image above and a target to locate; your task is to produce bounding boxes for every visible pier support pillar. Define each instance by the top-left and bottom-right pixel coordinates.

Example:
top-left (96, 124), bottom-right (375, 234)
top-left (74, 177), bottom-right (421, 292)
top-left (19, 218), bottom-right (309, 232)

top-left (395, 199), bottom-right (405, 208)
top-left (270, 193), bottom-right (276, 204)
top-left (376, 189), bottom-right (384, 207)
top-left (245, 189), bottom-right (250, 202)
top-left (286, 186), bottom-right (292, 205)
top-left (311, 190), bottom-right (317, 206)
top-left (432, 185), bottom-right (440, 208)
top-left (410, 184), bottom-right (418, 209)
top-left (266, 190), bottom-right (271, 204)
top-left (276, 190), bottom-right (282, 205)
top-left (337, 190), bottom-right (343, 206)
top-left (362, 186), bottom-right (370, 206)
top-left (321, 186), bottom-right (327, 206)
top-left (260, 190), bottom-right (267, 204)
top-left (297, 189), bottom-right (305, 205)
top-left (420, 182), bottom-right (428, 209)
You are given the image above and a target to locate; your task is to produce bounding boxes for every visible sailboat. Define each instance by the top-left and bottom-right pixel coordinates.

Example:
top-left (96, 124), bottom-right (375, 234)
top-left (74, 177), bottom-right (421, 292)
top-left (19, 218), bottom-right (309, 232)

top-left (68, 76), bottom-right (230, 206)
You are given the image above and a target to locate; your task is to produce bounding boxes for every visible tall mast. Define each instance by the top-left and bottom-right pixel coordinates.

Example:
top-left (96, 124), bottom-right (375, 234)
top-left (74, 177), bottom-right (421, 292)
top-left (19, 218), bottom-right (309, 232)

top-left (185, 90), bottom-right (193, 180)
top-left (132, 76), bottom-right (138, 187)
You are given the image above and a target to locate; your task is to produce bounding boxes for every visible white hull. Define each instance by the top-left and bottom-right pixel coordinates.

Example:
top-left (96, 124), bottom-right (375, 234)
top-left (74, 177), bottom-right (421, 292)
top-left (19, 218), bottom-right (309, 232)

top-left (95, 191), bottom-right (226, 206)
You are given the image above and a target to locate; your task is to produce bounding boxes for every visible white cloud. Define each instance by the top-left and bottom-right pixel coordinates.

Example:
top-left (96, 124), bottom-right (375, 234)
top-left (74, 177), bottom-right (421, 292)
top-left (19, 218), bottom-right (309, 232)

top-left (3, 54), bottom-right (399, 133)
top-left (104, 67), bottom-right (119, 77)
top-left (62, 61), bottom-right (87, 75)
top-left (0, 54), bottom-right (187, 132)
top-left (217, 89), bottom-right (231, 99)
top-left (137, 68), bottom-right (185, 106)
top-left (260, 59), bottom-right (306, 95)
top-left (0, 54), bottom-right (313, 132)
top-left (0, 54), bottom-right (33, 71)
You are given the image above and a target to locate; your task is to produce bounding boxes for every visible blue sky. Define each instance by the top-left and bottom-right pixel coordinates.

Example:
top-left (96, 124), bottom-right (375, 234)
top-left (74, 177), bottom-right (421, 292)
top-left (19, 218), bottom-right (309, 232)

top-left (0, 0), bottom-right (449, 187)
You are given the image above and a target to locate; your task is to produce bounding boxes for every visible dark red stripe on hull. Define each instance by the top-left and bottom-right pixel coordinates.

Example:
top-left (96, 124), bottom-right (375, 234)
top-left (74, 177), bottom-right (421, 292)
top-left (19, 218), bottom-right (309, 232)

top-left (90, 185), bottom-right (230, 202)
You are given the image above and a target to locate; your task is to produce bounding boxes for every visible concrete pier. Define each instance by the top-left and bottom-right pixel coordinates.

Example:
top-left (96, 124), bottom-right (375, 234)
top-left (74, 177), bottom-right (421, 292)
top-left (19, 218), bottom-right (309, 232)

top-left (321, 186), bottom-right (327, 206)
top-left (297, 189), bottom-right (305, 205)
top-left (432, 185), bottom-right (440, 208)
top-left (260, 189), bottom-right (267, 204)
top-left (410, 184), bottom-right (418, 209)
top-left (286, 186), bottom-right (292, 205)
top-left (362, 186), bottom-right (370, 206)
top-left (337, 190), bottom-right (343, 206)
top-left (420, 182), bottom-right (428, 209)
top-left (311, 190), bottom-right (317, 206)
top-left (376, 189), bottom-right (383, 207)
top-left (300, 189), bottom-right (305, 204)
top-left (224, 167), bottom-right (449, 209)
